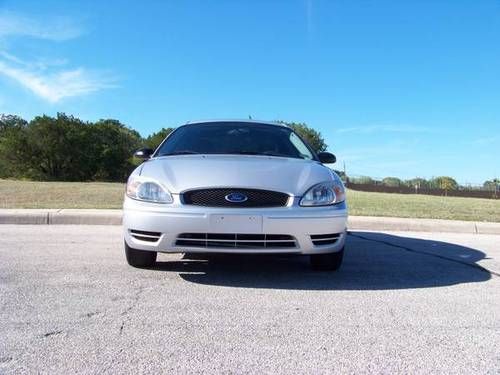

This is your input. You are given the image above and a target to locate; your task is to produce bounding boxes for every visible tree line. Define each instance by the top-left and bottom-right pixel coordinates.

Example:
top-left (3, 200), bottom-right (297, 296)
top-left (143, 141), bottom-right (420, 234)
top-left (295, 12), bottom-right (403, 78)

top-left (349, 175), bottom-right (499, 192)
top-left (0, 113), bottom-right (325, 182)
top-left (0, 113), bottom-right (173, 181)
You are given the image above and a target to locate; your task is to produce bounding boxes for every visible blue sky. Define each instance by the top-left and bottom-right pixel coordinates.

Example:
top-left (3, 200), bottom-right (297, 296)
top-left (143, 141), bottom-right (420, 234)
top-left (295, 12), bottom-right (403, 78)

top-left (1, 0), bottom-right (499, 184)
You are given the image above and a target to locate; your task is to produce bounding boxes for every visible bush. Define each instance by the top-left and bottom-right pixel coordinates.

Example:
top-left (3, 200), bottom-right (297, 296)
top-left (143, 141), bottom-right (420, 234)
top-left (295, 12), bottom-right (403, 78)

top-left (350, 176), bottom-right (375, 185)
top-left (382, 177), bottom-right (402, 187)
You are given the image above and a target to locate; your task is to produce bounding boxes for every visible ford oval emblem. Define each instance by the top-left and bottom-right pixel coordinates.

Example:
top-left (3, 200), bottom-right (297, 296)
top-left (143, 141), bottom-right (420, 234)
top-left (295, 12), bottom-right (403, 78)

top-left (225, 192), bottom-right (248, 203)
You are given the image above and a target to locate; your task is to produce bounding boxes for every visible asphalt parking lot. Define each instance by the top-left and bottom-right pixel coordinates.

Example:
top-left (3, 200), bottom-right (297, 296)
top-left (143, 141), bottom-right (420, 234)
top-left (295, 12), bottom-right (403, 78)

top-left (1, 225), bottom-right (499, 374)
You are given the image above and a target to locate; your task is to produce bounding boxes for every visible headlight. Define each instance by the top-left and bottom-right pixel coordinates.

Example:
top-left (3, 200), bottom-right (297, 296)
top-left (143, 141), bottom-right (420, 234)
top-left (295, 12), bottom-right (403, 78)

top-left (126, 176), bottom-right (173, 204)
top-left (300, 180), bottom-right (346, 206)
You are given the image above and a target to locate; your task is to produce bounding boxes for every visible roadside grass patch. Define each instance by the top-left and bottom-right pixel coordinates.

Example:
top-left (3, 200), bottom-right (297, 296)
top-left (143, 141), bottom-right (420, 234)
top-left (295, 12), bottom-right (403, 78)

top-left (347, 189), bottom-right (500, 222)
top-left (0, 179), bottom-right (124, 209)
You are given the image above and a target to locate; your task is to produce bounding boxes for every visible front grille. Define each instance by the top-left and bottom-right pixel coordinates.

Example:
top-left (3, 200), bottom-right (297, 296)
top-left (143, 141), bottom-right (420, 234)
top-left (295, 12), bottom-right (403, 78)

top-left (130, 229), bottom-right (162, 243)
top-left (182, 188), bottom-right (289, 208)
top-left (176, 233), bottom-right (297, 249)
top-left (310, 233), bottom-right (341, 246)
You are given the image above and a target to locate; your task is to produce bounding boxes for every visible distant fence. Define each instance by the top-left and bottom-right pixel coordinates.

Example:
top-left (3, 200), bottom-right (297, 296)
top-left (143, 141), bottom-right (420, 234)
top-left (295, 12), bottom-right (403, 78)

top-left (346, 182), bottom-right (499, 199)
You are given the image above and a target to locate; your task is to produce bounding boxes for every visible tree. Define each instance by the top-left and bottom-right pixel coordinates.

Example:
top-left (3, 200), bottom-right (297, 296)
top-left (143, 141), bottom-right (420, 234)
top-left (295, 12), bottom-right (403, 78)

top-left (23, 113), bottom-right (96, 180)
top-left (350, 176), bottom-right (375, 185)
top-left (430, 176), bottom-right (458, 195)
top-left (144, 127), bottom-right (174, 149)
top-left (277, 121), bottom-right (327, 153)
top-left (405, 177), bottom-right (429, 189)
top-left (92, 119), bottom-right (142, 181)
top-left (483, 179), bottom-right (500, 191)
top-left (382, 177), bottom-right (402, 187)
top-left (0, 113), bottom-right (141, 181)
top-left (0, 114), bottom-right (28, 134)
top-left (0, 114), bottom-right (29, 178)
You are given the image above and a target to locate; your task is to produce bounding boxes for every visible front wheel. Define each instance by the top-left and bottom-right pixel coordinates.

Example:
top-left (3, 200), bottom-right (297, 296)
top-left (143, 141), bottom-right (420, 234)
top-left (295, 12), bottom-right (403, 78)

top-left (310, 247), bottom-right (344, 271)
top-left (124, 241), bottom-right (157, 268)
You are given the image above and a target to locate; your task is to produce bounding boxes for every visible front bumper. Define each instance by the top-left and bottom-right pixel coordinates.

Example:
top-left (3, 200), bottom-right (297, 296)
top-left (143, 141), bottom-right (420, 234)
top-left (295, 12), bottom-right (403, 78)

top-left (123, 196), bottom-right (347, 255)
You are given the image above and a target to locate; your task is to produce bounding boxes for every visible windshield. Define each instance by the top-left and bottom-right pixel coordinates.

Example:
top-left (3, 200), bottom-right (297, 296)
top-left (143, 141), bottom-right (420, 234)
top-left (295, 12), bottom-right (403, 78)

top-left (155, 122), bottom-right (315, 160)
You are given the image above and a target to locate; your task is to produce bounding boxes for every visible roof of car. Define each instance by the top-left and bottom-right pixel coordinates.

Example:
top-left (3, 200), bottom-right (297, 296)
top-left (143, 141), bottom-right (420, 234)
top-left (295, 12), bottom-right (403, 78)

top-left (184, 119), bottom-right (288, 127)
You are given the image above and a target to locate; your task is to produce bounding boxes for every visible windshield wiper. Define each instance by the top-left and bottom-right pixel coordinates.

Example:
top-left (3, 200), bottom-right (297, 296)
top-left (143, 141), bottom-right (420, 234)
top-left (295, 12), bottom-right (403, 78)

top-left (232, 151), bottom-right (263, 155)
top-left (162, 150), bottom-right (200, 156)
top-left (233, 151), bottom-right (301, 158)
top-left (233, 151), bottom-right (281, 156)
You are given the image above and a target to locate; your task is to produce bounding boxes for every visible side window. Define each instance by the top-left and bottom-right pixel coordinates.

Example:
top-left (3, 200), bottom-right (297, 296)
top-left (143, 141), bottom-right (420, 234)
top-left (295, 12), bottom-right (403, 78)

top-left (289, 132), bottom-right (313, 160)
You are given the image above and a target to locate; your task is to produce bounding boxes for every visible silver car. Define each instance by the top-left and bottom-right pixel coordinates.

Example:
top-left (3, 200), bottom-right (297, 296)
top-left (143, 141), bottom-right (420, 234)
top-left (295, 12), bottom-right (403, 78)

top-left (123, 120), bottom-right (347, 270)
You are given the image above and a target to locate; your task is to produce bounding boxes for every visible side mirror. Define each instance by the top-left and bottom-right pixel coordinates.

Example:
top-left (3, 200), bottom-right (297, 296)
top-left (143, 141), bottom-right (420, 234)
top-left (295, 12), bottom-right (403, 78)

top-left (134, 148), bottom-right (154, 159)
top-left (317, 152), bottom-right (336, 164)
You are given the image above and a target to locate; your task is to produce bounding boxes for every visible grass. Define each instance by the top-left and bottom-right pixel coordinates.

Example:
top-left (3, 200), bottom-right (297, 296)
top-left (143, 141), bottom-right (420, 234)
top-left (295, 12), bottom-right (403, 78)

top-left (1, 179), bottom-right (499, 222)
top-left (347, 189), bottom-right (500, 222)
top-left (0, 179), bottom-right (125, 209)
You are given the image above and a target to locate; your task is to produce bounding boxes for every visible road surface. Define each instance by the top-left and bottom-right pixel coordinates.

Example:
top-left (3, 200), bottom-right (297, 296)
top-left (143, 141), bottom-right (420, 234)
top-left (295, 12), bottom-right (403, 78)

top-left (1, 225), bottom-right (499, 373)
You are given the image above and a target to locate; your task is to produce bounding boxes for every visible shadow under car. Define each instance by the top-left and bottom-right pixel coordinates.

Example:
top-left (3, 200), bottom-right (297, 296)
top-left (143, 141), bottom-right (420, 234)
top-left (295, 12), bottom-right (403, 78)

top-left (147, 231), bottom-right (491, 291)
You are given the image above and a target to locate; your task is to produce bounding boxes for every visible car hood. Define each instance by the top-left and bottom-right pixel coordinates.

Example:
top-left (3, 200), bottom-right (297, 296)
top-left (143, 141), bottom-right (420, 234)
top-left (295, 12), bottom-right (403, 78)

top-left (139, 155), bottom-right (334, 196)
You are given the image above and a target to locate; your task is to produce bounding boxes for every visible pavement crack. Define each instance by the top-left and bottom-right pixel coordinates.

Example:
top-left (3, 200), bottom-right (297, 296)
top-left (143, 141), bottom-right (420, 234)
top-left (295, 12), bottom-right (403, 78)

top-left (118, 285), bottom-right (145, 335)
top-left (0, 356), bottom-right (13, 364)
top-left (80, 311), bottom-right (101, 319)
top-left (41, 329), bottom-right (63, 338)
top-left (348, 231), bottom-right (499, 277)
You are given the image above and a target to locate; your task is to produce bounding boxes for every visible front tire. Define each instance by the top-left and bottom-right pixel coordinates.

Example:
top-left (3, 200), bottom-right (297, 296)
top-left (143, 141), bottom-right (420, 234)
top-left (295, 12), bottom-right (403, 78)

top-left (124, 241), bottom-right (157, 268)
top-left (310, 247), bottom-right (344, 271)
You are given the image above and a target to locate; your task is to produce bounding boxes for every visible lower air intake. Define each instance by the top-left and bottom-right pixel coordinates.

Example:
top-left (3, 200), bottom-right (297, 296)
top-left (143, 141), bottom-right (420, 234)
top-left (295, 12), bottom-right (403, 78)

top-left (176, 233), bottom-right (297, 249)
top-left (310, 233), bottom-right (341, 246)
top-left (130, 229), bottom-right (162, 243)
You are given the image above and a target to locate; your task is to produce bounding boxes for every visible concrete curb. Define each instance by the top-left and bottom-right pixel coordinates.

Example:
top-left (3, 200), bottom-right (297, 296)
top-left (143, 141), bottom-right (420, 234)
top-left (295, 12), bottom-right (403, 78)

top-left (348, 216), bottom-right (500, 235)
top-left (0, 209), bottom-right (57, 225)
top-left (0, 209), bottom-right (122, 226)
top-left (49, 209), bottom-right (123, 225)
top-left (0, 209), bottom-right (499, 234)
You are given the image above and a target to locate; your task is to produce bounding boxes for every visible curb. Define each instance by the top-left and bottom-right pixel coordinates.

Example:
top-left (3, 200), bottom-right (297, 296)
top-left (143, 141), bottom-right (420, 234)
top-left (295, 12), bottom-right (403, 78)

top-left (50, 209), bottom-right (122, 225)
top-left (0, 209), bottom-right (499, 234)
top-left (348, 216), bottom-right (500, 235)
top-left (0, 209), bottom-right (122, 226)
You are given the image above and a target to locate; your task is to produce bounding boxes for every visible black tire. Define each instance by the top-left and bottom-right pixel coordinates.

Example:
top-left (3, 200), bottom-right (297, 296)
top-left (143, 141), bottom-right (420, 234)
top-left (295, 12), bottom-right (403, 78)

top-left (124, 241), bottom-right (157, 268)
top-left (310, 247), bottom-right (344, 271)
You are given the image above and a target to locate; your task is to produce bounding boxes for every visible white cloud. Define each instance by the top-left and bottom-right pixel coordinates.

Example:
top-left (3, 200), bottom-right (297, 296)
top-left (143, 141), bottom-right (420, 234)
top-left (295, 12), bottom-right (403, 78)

top-left (336, 124), bottom-right (435, 134)
top-left (0, 51), bottom-right (67, 70)
top-left (0, 59), bottom-right (115, 103)
top-left (0, 10), bottom-right (83, 41)
top-left (0, 11), bottom-right (116, 103)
